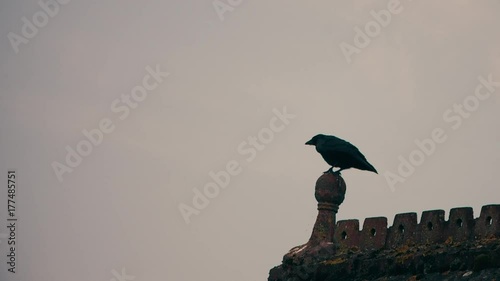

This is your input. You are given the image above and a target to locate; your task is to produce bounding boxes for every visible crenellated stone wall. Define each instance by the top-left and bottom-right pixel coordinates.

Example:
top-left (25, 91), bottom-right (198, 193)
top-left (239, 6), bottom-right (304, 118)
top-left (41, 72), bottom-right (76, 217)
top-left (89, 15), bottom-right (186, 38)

top-left (335, 204), bottom-right (500, 251)
top-left (269, 173), bottom-right (500, 281)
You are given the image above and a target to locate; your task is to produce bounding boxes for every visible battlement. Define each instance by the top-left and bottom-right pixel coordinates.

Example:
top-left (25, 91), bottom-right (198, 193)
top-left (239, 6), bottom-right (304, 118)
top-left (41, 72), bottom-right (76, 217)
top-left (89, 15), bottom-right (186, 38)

top-left (336, 204), bottom-right (500, 251)
top-left (269, 173), bottom-right (500, 281)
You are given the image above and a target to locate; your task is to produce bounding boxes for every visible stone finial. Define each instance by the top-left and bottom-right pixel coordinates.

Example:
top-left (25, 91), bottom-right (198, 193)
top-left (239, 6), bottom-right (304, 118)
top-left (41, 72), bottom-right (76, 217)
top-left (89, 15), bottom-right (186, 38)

top-left (309, 172), bottom-right (346, 245)
top-left (315, 172), bottom-right (346, 207)
top-left (284, 173), bottom-right (346, 262)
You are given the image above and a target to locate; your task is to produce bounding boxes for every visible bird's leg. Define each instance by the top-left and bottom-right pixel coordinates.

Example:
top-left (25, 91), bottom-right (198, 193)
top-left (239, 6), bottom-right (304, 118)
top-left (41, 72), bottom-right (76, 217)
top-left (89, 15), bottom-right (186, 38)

top-left (333, 168), bottom-right (343, 175)
top-left (324, 167), bottom-right (334, 174)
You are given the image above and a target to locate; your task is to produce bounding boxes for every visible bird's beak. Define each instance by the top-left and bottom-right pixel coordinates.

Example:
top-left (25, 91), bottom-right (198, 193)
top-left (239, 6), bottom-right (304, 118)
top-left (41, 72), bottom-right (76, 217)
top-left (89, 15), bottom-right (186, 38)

top-left (305, 140), bottom-right (313, 145)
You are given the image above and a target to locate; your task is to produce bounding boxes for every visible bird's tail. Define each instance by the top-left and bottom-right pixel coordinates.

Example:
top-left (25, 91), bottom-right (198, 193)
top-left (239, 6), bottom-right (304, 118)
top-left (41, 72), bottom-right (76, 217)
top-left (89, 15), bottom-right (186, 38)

top-left (365, 162), bottom-right (378, 174)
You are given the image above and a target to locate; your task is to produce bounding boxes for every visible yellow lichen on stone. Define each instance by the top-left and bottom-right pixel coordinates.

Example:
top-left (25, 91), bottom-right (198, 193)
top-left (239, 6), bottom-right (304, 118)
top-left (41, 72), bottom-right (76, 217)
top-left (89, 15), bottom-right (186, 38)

top-left (322, 257), bottom-right (346, 265)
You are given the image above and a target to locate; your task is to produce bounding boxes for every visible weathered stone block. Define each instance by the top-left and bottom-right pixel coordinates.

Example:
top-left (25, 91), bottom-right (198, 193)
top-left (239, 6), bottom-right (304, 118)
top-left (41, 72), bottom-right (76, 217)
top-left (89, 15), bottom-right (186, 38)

top-left (387, 212), bottom-right (418, 248)
top-left (361, 217), bottom-right (387, 250)
top-left (419, 209), bottom-right (446, 244)
top-left (336, 219), bottom-right (360, 249)
top-left (447, 207), bottom-right (474, 242)
top-left (474, 204), bottom-right (500, 239)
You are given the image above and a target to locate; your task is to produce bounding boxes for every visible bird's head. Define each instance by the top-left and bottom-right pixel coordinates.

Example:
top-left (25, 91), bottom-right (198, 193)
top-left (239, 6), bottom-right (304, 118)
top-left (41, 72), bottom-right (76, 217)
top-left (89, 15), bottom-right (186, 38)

top-left (305, 134), bottom-right (325, 146)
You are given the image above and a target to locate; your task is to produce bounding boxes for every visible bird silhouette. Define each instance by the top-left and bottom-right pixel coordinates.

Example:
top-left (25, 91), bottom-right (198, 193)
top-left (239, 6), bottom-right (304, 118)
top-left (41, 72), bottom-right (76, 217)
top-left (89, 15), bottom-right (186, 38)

top-left (305, 134), bottom-right (377, 174)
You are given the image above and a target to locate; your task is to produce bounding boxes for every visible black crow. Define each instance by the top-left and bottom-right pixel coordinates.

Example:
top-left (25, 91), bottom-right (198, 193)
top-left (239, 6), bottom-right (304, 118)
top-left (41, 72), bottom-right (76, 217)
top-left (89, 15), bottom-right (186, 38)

top-left (305, 134), bottom-right (377, 174)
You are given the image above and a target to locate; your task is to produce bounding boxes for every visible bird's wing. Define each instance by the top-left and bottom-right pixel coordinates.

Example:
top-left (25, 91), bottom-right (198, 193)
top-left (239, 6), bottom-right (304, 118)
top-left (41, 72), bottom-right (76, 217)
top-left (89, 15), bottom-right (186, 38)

top-left (316, 138), bottom-right (356, 153)
top-left (317, 138), bottom-right (369, 160)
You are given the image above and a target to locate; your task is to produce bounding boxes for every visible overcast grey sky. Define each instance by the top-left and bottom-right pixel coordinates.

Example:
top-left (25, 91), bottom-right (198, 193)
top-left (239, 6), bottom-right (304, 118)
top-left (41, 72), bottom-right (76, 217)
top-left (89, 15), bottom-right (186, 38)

top-left (1, 1), bottom-right (500, 281)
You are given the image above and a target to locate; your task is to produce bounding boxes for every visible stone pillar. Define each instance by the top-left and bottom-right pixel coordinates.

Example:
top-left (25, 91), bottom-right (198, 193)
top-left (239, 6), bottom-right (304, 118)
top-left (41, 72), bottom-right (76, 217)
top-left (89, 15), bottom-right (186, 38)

top-left (284, 172), bottom-right (346, 260)
top-left (308, 172), bottom-right (346, 246)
